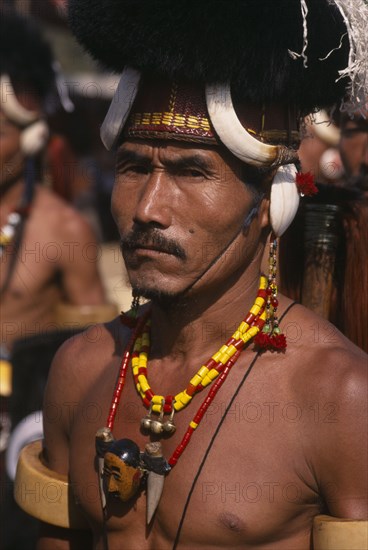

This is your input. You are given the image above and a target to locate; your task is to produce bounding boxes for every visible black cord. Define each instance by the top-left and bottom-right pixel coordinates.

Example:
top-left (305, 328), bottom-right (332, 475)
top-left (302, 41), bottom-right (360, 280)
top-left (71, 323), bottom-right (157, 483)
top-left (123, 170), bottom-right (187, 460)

top-left (172, 301), bottom-right (297, 550)
top-left (0, 160), bottom-right (35, 297)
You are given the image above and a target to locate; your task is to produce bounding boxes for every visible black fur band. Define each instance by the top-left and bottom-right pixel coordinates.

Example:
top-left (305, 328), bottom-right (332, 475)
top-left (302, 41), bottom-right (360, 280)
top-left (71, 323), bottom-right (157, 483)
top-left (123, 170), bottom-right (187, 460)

top-left (69, 0), bottom-right (349, 114)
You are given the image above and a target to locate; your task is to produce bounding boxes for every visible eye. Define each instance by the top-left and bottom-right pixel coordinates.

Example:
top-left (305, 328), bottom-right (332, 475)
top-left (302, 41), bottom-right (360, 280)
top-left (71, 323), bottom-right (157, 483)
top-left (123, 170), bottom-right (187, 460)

top-left (341, 127), bottom-right (361, 138)
top-left (178, 169), bottom-right (206, 180)
top-left (120, 164), bottom-right (150, 175)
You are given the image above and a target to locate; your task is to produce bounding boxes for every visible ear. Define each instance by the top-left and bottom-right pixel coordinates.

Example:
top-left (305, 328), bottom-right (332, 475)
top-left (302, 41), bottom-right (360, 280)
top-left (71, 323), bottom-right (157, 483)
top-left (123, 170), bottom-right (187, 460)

top-left (258, 196), bottom-right (271, 229)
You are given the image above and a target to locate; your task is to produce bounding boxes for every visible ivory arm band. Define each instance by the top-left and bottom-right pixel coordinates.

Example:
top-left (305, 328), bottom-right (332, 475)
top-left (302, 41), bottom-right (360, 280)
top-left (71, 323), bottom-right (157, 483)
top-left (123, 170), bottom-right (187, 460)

top-left (14, 440), bottom-right (89, 529)
top-left (313, 514), bottom-right (368, 550)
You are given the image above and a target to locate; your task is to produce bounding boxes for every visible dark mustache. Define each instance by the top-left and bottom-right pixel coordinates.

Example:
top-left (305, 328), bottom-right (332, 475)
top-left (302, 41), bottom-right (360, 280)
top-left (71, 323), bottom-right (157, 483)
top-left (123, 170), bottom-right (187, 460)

top-left (120, 228), bottom-right (186, 260)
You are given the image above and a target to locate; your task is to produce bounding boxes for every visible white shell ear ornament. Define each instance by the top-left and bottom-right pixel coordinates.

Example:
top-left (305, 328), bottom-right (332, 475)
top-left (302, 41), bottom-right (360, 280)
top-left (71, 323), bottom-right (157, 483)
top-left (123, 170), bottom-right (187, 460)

top-left (269, 164), bottom-right (300, 237)
top-left (20, 120), bottom-right (49, 156)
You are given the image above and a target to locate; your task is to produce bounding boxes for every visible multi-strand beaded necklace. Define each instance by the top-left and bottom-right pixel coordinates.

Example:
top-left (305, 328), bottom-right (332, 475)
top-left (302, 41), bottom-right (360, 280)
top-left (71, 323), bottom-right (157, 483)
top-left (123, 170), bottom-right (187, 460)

top-left (105, 275), bottom-right (269, 468)
top-left (0, 205), bottom-right (30, 258)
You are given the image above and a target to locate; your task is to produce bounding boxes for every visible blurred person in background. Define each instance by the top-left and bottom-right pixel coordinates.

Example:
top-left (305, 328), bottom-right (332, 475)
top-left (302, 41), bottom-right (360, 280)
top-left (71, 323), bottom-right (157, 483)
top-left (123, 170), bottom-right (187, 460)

top-left (298, 110), bottom-right (344, 185)
top-left (0, 10), bottom-right (109, 549)
top-left (0, 10), bottom-right (106, 356)
top-left (279, 106), bottom-right (368, 353)
top-left (339, 104), bottom-right (368, 193)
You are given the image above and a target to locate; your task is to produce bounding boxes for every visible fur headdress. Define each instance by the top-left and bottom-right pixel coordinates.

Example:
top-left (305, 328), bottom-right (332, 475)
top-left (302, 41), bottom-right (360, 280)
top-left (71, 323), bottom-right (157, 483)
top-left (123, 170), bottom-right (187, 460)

top-left (69, 0), bottom-right (367, 115)
top-left (0, 11), bottom-right (56, 102)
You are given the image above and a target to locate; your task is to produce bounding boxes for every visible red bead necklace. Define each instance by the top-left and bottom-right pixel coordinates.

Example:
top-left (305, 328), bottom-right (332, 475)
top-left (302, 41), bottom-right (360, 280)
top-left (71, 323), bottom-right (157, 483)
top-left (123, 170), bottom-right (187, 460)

top-left (106, 277), bottom-right (268, 468)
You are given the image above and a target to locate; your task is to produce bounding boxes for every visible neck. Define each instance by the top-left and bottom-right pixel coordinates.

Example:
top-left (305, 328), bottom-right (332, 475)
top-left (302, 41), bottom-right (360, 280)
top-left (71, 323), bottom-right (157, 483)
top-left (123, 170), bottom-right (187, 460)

top-left (149, 245), bottom-right (264, 360)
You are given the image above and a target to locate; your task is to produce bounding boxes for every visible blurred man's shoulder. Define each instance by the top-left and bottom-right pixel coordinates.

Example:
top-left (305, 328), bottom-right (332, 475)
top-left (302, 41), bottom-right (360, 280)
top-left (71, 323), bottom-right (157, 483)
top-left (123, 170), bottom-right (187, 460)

top-left (33, 186), bottom-right (95, 239)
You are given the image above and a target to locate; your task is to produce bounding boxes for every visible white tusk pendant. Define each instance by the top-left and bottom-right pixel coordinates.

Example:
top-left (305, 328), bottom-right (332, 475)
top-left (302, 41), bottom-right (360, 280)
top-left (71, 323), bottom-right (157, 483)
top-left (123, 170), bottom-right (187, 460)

top-left (98, 456), bottom-right (107, 510)
top-left (142, 442), bottom-right (171, 524)
top-left (146, 471), bottom-right (165, 524)
top-left (95, 427), bottom-right (115, 511)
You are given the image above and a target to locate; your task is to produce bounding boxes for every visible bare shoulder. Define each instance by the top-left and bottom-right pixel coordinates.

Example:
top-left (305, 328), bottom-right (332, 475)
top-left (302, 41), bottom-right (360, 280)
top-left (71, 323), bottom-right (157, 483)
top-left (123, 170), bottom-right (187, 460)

top-left (283, 301), bottom-right (367, 390)
top-left (282, 305), bottom-right (368, 428)
top-left (45, 317), bottom-right (126, 403)
top-left (43, 317), bottom-right (127, 442)
top-left (33, 186), bottom-right (96, 242)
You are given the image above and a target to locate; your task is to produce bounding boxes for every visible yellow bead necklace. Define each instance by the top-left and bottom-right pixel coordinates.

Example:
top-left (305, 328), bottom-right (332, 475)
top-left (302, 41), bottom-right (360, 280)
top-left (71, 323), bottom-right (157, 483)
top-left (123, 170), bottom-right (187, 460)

top-left (132, 276), bottom-right (268, 436)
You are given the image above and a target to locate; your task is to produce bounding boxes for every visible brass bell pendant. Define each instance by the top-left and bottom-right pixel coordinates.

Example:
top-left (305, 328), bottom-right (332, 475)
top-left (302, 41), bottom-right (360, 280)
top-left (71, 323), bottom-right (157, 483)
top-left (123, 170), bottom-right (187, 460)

top-left (141, 400), bottom-right (176, 436)
top-left (150, 405), bottom-right (165, 434)
top-left (162, 408), bottom-right (176, 434)
top-left (141, 403), bottom-right (154, 431)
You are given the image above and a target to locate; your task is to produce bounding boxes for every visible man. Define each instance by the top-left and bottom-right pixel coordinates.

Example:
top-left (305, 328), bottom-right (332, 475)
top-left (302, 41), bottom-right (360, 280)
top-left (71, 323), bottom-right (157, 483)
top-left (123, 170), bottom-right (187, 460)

top-left (339, 105), bottom-right (368, 192)
top-left (0, 11), bottom-right (108, 550)
top-left (18, 1), bottom-right (367, 549)
top-left (279, 104), bottom-right (368, 352)
top-left (0, 11), bottom-right (106, 355)
top-left (298, 111), bottom-right (343, 185)
top-left (337, 104), bottom-right (368, 351)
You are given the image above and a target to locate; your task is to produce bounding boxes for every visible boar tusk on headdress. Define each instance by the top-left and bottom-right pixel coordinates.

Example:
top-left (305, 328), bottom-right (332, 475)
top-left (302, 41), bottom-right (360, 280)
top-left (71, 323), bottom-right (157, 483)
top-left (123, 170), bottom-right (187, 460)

top-left (205, 83), bottom-right (298, 168)
top-left (101, 67), bottom-right (141, 150)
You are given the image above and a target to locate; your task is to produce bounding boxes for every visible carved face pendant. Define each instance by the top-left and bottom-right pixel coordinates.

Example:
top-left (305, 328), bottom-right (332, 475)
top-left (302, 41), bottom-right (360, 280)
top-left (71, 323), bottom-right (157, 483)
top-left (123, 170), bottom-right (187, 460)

top-left (103, 439), bottom-right (143, 501)
top-left (96, 429), bottom-right (171, 523)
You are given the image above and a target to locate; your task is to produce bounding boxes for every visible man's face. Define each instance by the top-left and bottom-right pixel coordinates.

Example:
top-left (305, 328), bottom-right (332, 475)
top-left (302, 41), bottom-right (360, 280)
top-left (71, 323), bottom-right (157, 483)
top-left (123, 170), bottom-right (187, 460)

top-left (0, 110), bottom-right (24, 188)
top-left (103, 452), bottom-right (141, 501)
top-left (339, 113), bottom-right (368, 190)
top-left (112, 140), bottom-right (268, 302)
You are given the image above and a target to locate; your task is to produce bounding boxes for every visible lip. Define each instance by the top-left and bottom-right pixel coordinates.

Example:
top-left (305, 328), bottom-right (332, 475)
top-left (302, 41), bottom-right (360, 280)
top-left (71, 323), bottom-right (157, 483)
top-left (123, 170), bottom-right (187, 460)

top-left (132, 246), bottom-right (176, 257)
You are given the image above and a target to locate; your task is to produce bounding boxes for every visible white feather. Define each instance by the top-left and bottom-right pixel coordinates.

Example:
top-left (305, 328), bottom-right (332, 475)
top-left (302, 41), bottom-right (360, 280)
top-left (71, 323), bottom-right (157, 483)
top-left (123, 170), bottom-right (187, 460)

top-left (328, 0), bottom-right (368, 116)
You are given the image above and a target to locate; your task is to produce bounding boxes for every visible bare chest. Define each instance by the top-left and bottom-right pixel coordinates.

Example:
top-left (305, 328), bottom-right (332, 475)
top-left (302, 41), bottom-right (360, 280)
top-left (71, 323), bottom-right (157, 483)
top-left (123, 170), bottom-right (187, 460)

top-left (1, 229), bottom-right (63, 348)
top-left (69, 352), bottom-right (323, 549)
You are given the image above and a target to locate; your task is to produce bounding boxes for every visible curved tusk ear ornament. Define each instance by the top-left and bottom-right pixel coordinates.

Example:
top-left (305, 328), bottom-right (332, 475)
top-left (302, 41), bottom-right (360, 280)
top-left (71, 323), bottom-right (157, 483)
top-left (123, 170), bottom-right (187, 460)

top-left (0, 74), bottom-right (40, 126)
top-left (20, 120), bottom-right (49, 156)
top-left (270, 164), bottom-right (300, 237)
top-left (309, 109), bottom-right (341, 148)
top-left (205, 83), bottom-right (298, 168)
top-left (100, 66), bottom-right (141, 150)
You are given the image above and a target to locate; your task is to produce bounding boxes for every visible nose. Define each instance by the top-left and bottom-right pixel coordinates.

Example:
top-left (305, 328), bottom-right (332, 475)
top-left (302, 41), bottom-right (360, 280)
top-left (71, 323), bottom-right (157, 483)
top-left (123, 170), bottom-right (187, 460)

top-left (133, 169), bottom-right (173, 228)
top-left (108, 475), bottom-right (118, 493)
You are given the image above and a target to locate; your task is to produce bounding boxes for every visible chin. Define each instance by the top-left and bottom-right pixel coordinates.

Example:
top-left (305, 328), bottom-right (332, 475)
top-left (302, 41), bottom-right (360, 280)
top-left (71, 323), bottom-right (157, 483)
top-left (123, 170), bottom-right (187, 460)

top-left (131, 281), bottom-right (186, 308)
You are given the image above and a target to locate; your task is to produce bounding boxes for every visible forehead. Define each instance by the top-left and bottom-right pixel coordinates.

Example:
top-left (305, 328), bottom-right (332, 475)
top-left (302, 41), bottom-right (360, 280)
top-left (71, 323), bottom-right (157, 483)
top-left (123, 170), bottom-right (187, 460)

top-left (341, 107), bottom-right (368, 128)
top-left (117, 138), bottom-right (238, 169)
top-left (104, 452), bottom-right (122, 469)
